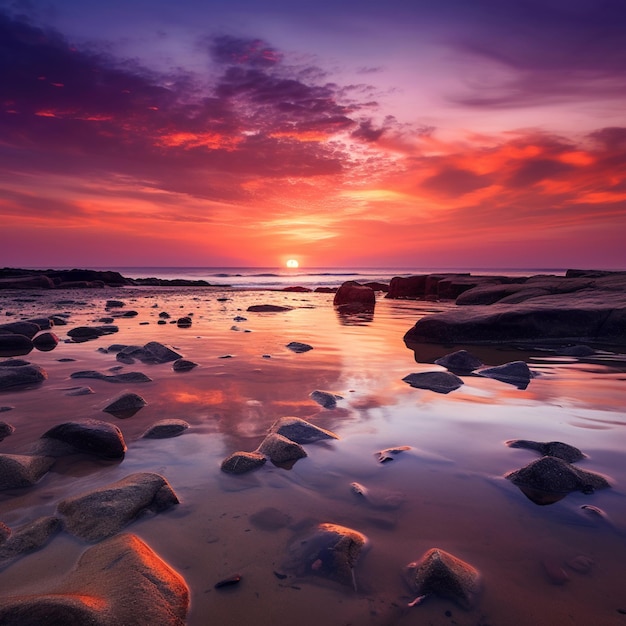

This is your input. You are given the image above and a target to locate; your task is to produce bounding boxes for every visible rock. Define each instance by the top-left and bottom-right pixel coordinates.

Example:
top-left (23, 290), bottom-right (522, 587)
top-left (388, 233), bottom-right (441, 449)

top-left (57, 472), bottom-right (179, 542)
top-left (286, 341), bottom-right (313, 353)
top-left (284, 523), bottom-right (368, 589)
top-left (505, 456), bottom-right (611, 496)
top-left (333, 281), bottom-right (375, 307)
top-left (402, 371), bottom-right (464, 393)
top-left (103, 393), bottom-right (147, 418)
top-left (105, 300), bottom-right (125, 308)
top-left (32, 332), bottom-right (59, 352)
top-left (376, 446), bottom-right (411, 463)
top-left (142, 419), bottom-right (190, 439)
top-left (0, 421), bottom-right (15, 440)
top-left (64, 386), bottom-right (95, 396)
top-left (282, 286), bottom-right (311, 292)
top-left (309, 390), bottom-right (343, 409)
top-left (0, 533), bottom-right (189, 625)
top-left (116, 342), bottom-right (183, 364)
top-left (176, 317), bottom-right (192, 328)
top-left (159, 311), bottom-right (171, 319)
top-left (364, 281), bottom-right (389, 292)
top-left (0, 275), bottom-right (55, 289)
top-left (404, 548), bottom-right (482, 609)
top-left (0, 516), bottom-right (61, 564)
top-left (477, 361), bottom-right (532, 387)
top-left (258, 433), bottom-right (307, 465)
top-left (41, 419), bottom-right (127, 459)
top-left (506, 439), bottom-right (585, 463)
top-left (0, 454), bottom-right (55, 490)
top-left (220, 451), bottom-right (267, 474)
top-left (67, 326), bottom-right (118, 341)
top-left (143, 341), bottom-right (183, 363)
top-left (269, 417), bottom-right (339, 444)
top-left (0, 361), bottom-right (47, 390)
top-left (172, 358), bottom-right (198, 372)
top-left (70, 370), bottom-right (152, 383)
top-left (247, 304), bottom-right (293, 312)
top-left (0, 334), bottom-right (33, 357)
top-left (385, 275), bottom-right (427, 299)
top-left (0, 321), bottom-right (41, 339)
top-left (434, 349), bottom-right (483, 374)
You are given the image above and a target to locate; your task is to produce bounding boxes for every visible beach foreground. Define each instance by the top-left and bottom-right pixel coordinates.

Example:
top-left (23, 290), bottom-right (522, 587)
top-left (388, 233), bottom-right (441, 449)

top-left (0, 280), bottom-right (625, 625)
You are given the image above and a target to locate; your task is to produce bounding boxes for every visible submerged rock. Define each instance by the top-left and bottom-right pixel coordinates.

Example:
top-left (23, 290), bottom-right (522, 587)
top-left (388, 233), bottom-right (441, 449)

top-left (221, 451), bottom-right (267, 474)
top-left (0, 454), bottom-right (55, 490)
top-left (142, 419), bottom-right (190, 439)
top-left (269, 417), bottom-right (339, 444)
top-left (350, 482), bottom-right (405, 510)
top-left (258, 433), bottom-right (307, 465)
top-left (103, 392), bottom-right (147, 418)
top-left (32, 332), bottom-right (59, 352)
top-left (477, 361), bottom-right (533, 388)
top-left (376, 446), bottom-right (411, 463)
top-left (0, 516), bottom-right (61, 565)
top-left (284, 523), bottom-right (368, 589)
top-left (41, 419), bottom-right (127, 459)
top-left (0, 533), bottom-right (189, 625)
top-left (506, 439), bottom-right (585, 463)
top-left (0, 360), bottom-right (47, 390)
top-left (505, 456), bottom-right (611, 497)
top-left (70, 370), bottom-right (152, 383)
top-left (172, 358), bottom-right (198, 372)
top-left (402, 371), bottom-right (463, 394)
top-left (67, 325), bottom-right (118, 341)
top-left (404, 548), bottom-right (482, 609)
top-left (0, 334), bottom-right (33, 357)
top-left (434, 349), bottom-right (483, 374)
top-left (247, 304), bottom-right (293, 312)
top-left (309, 390), bottom-right (343, 409)
top-left (57, 472), bottom-right (179, 541)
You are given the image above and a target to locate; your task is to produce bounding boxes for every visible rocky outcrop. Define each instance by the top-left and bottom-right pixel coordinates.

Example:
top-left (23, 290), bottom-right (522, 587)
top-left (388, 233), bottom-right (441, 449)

top-left (57, 472), bottom-right (179, 541)
top-left (286, 341), bottom-right (313, 353)
top-left (0, 533), bottom-right (189, 625)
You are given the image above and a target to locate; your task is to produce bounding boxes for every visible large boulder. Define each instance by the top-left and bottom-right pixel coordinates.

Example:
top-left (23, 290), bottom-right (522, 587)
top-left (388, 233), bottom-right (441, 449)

top-left (0, 533), bottom-right (189, 626)
top-left (0, 454), bottom-right (55, 490)
top-left (0, 360), bottom-right (47, 390)
top-left (333, 281), bottom-right (375, 308)
top-left (57, 472), bottom-right (180, 541)
top-left (41, 419), bottom-right (127, 459)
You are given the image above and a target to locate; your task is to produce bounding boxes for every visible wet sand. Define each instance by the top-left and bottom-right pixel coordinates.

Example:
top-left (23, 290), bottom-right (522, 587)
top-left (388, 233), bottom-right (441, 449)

top-left (1, 286), bottom-right (625, 625)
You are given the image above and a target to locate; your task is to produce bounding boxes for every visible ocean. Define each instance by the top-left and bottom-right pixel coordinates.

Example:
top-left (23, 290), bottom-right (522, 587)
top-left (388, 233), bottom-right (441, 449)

top-left (109, 266), bottom-right (567, 289)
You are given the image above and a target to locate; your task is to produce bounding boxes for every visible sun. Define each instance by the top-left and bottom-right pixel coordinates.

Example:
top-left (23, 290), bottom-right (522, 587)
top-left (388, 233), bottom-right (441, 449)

top-left (286, 259), bottom-right (299, 268)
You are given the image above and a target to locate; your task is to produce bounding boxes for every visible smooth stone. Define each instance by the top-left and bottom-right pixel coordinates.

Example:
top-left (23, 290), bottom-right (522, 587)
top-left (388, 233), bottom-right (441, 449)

top-left (0, 516), bottom-right (61, 565)
top-left (32, 332), bottom-right (59, 352)
top-left (286, 341), bottom-right (313, 353)
top-left (309, 390), bottom-right (343, 409)
top-left (477, 361), bottom-right (533, 387)
top-left (0, 321), bottom-right (41, 339)
top-left (57, 472), bottom-right (179, 542)
top-left (220, 451), bottom-right (267, 474)
top-left (402, 371), bottom-right (463, 393)
top-left (257, 433), bottom-right (307, 464)
top-left (67, 326), bottom-right (108, 341)
top-left (98, 316), bottom-right (115, 323)
top-left (269, 416), bottom-right (339, 444)
top-left (506, 439), bottom-right (585, 463)
top-left (0, 361), bottom-right (47, 390)
top-left (105, 300), bottom-right (125, 308)
top-left (172, 358), bottom-right (198, 372)
top-left (0, 533), bottom-right (189, 625)
top-left (142, 419), bottom-right (190, 439)
top-left (159, 311), bottom-right (171, 318)
top-left (434, 349), bottom-right (483, 374)
top-left (284, 523), bottom-right (368, 589)
top-left (176, 317), bottom-right (192, 328)
top-left (143, 341), bottom-right (183, 363)
top-left (247, 305), bottom-right (293, 312)
top-left (41, 419), bottom-right (127, 459)
top-left (103, 393), bottom-right (147, 418)
top-left (0, 454), bottom-right (55, 490)
top-left (0, 421), bottom-right (15, 439)
top-left (64, 386), bottom-right (95, 396)
top-left (404, 548), bottom-right (482, 609)
top-left (505, 456), bottom-right (611, 495)
top-left (0, 334), bottom-right (33, 357)
top-left (70, 370), bottom-right (152, 383)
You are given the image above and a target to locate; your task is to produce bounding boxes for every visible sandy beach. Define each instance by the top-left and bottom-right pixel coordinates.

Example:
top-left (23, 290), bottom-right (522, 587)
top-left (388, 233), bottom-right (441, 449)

top-left (0, 281), bottom-right (625, 625)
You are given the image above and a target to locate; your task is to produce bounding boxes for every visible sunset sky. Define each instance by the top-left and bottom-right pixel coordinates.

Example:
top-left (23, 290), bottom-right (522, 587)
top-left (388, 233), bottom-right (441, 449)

top-left (1, 0), bottom-right (625, 269)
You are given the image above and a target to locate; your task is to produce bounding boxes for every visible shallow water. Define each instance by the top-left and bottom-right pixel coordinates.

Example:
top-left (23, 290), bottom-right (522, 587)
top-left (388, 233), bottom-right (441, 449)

top-left (1, 287), bottom-right (625, 625)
